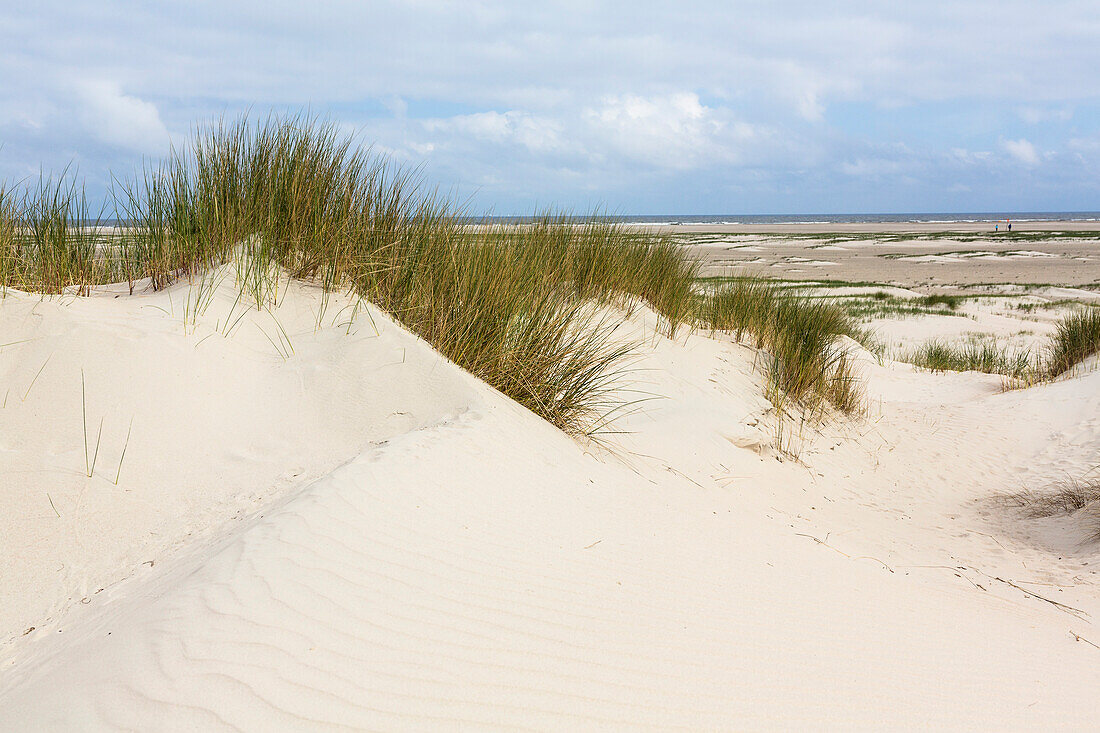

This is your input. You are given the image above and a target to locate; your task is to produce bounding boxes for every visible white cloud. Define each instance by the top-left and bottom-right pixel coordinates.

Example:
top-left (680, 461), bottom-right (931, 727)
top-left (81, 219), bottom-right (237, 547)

top-left (794, 91), bottom-right (825, 123)
top-left (1003, 138), bottom-right (1040, 166)
top-left (840, 158), bottom-right (907, 178)
top-left (414, 92), bottom-right (763, 174)
top-left (1017, 106), bottom-right (1073, 124)
top-left (74, 80), bottom-right (170, 155)
top-left (426, 110), bottom-right (566, 153)
top-left (1068, 137), bottom-right (1100, 153)
top-left (3, 1), bottom-right (1100, 211)
top-left (583, 93), bottom-right (757, 169)
top-left (382, 96), bottom-right (408, 119)
top-left (949, 148), bottom-right (992, 165)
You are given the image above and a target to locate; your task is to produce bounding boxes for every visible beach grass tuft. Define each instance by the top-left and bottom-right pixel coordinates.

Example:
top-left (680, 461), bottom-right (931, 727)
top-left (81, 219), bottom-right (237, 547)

top-left (903, 338), bottom-right (1037, 380)
top-left (918, 293), bottom-right (961, 310)
top-left (1002, 477), bottom-right (1100, 542)
top-left (1047, 307), bottom-right (1100, 378)
top-left (701, 277), bottom-right (864, 414)
top-left (1, 171), bottom-right (113, 295)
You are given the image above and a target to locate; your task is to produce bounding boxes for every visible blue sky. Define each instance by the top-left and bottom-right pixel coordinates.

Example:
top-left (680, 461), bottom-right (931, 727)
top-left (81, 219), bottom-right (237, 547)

top-left (2, 1), bottom-right (1099, 214)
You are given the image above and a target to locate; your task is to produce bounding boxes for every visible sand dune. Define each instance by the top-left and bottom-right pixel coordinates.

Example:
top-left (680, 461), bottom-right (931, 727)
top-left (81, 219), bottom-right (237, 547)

top-left (2, 281), bottom-right (1099, 729)
top-left (0, 269), bottom-right (473, 649)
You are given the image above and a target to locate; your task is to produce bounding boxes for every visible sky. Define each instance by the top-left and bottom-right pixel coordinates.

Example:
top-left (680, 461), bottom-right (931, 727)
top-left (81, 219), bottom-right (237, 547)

top-left (1, 1), bottom-right (1099, 215)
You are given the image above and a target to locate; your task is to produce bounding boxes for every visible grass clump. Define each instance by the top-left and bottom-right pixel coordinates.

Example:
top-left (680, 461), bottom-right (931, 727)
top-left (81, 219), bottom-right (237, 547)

top-left (169, 116), bottom-right (684, 434)
top-left (766, 296), bottom-right (864, 413)
top-left (918, 293), bottom-right (961, 310)
top-left (825, 291), bottom-right (970, 322)
top-left (1047, 307), bottom-right (1100, 377)
top-left (0, 172), bottom-right (115, 295)
top-left (702, 277), bottom-right (864, 414)
top-left (896, 305), bottom-right (1100, 385)
top-left (1002, 478), bottom-right (1100, 542)
top-left (903, 337), bottom-right (1036, 379)
top-left (0, 182), bottom-right (16, 290)
top-left (700, 277), bottom-right (776, 344)
top-left (355, 220), bottom-right (648, 434)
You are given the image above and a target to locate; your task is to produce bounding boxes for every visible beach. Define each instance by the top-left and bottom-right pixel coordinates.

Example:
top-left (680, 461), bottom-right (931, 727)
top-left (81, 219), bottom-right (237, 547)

top-left (660, 228), bottom-right (1100, 288)
top-left (640, 219), bottom-right (1100, 234)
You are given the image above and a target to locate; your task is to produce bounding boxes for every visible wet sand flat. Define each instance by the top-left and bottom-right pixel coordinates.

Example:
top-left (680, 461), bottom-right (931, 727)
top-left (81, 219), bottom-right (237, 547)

top-left (649, 226), bottom-right (1100, 288)
top-left (637, 220), bottom-right (1100, 235)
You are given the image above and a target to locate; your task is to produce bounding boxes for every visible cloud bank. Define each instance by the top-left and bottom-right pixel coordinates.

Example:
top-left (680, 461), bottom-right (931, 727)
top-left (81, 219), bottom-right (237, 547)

top-left (1, 1), bottom-right (1098, 212)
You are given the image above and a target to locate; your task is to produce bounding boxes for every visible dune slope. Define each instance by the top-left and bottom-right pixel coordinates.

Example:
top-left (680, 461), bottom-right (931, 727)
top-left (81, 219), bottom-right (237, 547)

top-left (0, 270), bottom-right (475, 650)
top-left (2, 289), bottom-right (1099, 730)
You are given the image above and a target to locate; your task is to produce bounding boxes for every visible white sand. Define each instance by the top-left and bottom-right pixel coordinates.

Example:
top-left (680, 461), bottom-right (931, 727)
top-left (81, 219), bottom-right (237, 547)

top-left (2, 278), bottom-right (1099, 729)
top-left (0, 268), bottom-right (473, 646)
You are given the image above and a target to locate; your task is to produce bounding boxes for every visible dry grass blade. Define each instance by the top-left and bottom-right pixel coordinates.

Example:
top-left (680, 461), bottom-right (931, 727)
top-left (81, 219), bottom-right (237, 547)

top-left (1001, 477), bottom-right (1100, 543)
top-left (115, 417), bottom-right (134, 485)
top-left (81, 370), bottom-right (90, 476)
top-left (23, 354), bottom-right (52, 401)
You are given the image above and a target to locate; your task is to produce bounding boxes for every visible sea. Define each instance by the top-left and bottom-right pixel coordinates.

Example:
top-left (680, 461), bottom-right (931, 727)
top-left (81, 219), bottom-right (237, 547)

top-left (473, 212), bottom-right (1100, 226)
top-left (96, 212), bottom-right (1100, 227)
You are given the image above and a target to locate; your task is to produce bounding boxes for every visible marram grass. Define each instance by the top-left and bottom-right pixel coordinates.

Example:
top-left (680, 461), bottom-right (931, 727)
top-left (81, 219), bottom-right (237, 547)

top-left (1001, 477), bottom-right (1100, 542)
top-left (1047, 307), bottom-right (1100, 378)
top-left (1, 115), bottom-right (702, 435)
top-left (903, 338), bottom-right (1037, 380)
top-left (1, 114), bottom-right (875, 436)
top-left (700, 277), bottom-right (865, 414)
top-left (898, 307), bottom-right (1100, 383)
top-left (0, 171), bottom-right (115, 295)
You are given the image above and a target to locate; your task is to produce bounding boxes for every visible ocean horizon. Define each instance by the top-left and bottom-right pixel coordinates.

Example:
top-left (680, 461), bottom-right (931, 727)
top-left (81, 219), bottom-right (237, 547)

top-left (472, 211), bottom-right (1100, 226)
top-left (85, 211), bottom-right (1100, 228)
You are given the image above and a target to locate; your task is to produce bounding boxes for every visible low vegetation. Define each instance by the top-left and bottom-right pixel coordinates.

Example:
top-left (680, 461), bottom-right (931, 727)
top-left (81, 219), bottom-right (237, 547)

top-left (838, 293), bottom-right (967, 321)
top-left (1002, 477), bottom-right (1100, 542)
top-left (0, 173), bottom-right (113, 295)
top-left (6, 114), bottom-right (869, 440)
top-left (1012, 298), bottom-right (1080, 313)
top-left (918, 293), bottom-right (961, 310)
top-left (11, 121), bottom-right (1100, 440)
top-left (896, 305), bottom-right (1100, 382)
top-left (1047, 307), bottom-right (1100, 377)
top-left (2, 116), bottom-right (709, 435)
top-left (701, 278), bottom-right (864, 414)
top-left (902, 338), bottom-right (1036, 380)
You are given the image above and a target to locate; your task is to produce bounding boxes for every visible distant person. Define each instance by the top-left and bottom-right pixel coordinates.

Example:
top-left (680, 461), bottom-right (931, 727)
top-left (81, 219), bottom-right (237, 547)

top-left (1008, 221), bottom-right (1012, 232)
top-left (995, 223), bottom-right (999, 232)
